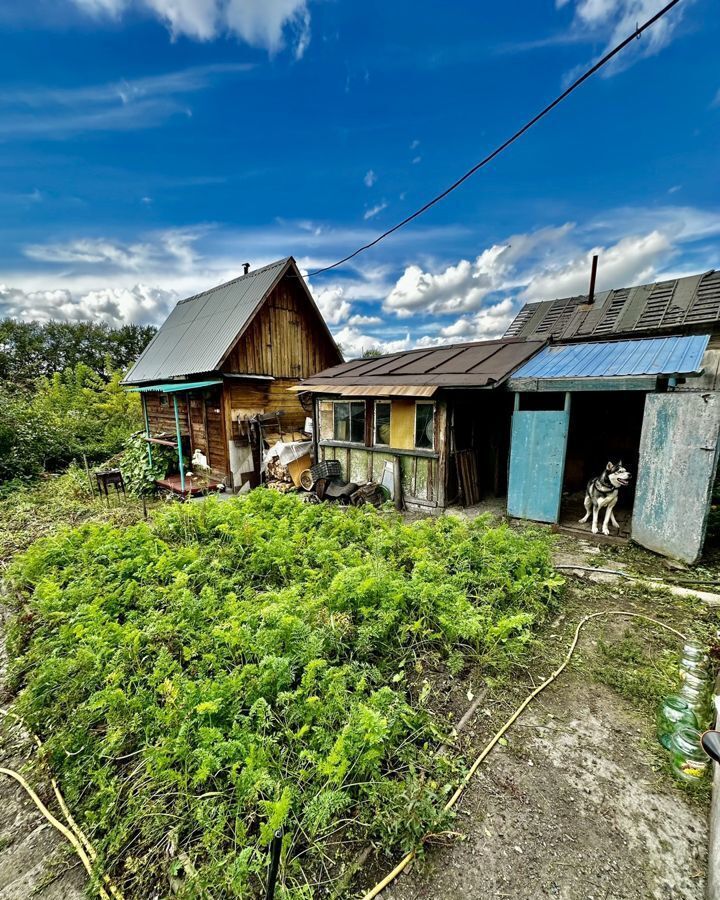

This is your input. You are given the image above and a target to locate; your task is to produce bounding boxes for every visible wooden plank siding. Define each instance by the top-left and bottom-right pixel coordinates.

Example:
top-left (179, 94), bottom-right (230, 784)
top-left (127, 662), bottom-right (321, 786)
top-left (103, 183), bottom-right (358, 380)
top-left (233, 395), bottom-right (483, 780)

top-left (145, 393), bottom-right (190, 437)
top-left (221, 274), bottom-right (340, 379)
top-left (227, 378), bottom-right (308, 433)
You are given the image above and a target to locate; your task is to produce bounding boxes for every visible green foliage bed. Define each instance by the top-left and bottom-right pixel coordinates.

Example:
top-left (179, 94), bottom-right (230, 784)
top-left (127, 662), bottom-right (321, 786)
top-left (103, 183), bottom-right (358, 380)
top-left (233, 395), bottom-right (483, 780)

top-left (7, 491), bottom-right (561, 898)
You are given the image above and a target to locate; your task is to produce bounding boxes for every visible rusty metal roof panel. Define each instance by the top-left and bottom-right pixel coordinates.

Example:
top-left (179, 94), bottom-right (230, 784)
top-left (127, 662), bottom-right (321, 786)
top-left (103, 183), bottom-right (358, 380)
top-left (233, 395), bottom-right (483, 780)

top-left (301, 338), bottom-right (546, 389)
top-left (123, 258), bottom-right (291, 384)
top-left (510, 334), bottom-right (710, 380)
top-left (504, 270), bottom-right (720, 341)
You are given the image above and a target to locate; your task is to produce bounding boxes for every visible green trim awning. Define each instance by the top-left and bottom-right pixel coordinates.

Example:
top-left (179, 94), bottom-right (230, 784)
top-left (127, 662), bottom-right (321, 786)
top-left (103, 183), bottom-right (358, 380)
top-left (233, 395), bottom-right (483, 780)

top-left (125, 379), bottom-right (222, 394)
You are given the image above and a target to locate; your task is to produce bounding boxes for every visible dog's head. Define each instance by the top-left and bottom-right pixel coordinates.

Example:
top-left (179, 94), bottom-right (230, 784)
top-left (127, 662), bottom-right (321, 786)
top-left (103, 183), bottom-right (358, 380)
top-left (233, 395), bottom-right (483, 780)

top-left (606, 461), bottom-right (631, 488)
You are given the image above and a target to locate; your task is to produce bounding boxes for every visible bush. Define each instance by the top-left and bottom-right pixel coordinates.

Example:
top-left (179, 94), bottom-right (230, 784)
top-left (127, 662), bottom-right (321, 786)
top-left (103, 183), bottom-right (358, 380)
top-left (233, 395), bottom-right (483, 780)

top-left (120, 432), bottom-right (175, 496)
top-left (0, 387), bottom-right (50, 481)
top-left (0, 365), bottom-right (143, 483)
top-left (7, 492), bottom-right (562, 898)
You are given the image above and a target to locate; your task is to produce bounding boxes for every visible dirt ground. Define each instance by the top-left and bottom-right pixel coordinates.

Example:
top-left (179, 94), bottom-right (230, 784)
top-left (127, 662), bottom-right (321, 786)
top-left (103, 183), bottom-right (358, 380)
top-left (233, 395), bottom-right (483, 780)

top-left (382, 677), bottom-right (706, 900)
top-left (372, 550), bottom-right (715, 900)
top-left (0, 609), bottom-right (85, 900)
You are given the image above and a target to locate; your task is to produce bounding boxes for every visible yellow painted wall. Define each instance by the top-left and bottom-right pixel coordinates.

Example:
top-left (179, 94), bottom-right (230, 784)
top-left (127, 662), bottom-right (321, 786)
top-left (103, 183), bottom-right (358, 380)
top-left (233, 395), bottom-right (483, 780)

top-left (389, 399), bottom-right (416, 450)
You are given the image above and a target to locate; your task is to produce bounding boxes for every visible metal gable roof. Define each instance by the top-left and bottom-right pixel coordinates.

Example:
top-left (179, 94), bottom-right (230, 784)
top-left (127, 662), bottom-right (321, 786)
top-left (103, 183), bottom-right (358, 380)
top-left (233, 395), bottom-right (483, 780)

top-left (510, 334), bottom-right (710, 380)
top-left (504, 270), bottom-right (720, 342)
top-left (300, 338), bottom-right (547, 390)
top-left (122, 258), bottom-right (291, 384)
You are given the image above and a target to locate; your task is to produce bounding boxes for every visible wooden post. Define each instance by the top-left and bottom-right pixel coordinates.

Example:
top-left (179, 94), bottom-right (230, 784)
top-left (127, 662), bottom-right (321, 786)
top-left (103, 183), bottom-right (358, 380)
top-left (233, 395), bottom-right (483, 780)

top-left (141, 394), bottom-right (153, 466)
top-left (173, 393), bottom-right (185, 494)
top-left (82, 453), bottom-right (94, 496)
top-left (393, 455), bottom-right (403, 511)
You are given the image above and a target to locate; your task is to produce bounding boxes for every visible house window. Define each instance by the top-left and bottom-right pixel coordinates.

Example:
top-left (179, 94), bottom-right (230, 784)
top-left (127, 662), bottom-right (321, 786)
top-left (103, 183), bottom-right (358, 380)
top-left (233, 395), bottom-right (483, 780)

top-left (374, 401), bottom-right (391, 446)
top-left (415, 402), bottom-right (435, 450)
top-left (333, 401), bottom-right (366, 443)
top-left (160, 394), bottom-right (169, 408)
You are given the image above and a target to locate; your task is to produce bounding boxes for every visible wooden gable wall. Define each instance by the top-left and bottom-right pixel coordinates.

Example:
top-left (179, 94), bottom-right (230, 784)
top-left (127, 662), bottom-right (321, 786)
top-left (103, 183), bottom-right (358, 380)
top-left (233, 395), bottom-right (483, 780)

top-left (220, 270), bottom-right (341, 378)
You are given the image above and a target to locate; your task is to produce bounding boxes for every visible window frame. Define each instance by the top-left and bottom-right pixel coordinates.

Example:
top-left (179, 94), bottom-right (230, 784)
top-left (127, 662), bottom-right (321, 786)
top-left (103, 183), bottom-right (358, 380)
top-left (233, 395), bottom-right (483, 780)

top-left (414, 401), bottom-right (435, 451)
top-left (374, 400), bottom-right (391, 447)
top-left (332, 400), bottom-right (366, 445)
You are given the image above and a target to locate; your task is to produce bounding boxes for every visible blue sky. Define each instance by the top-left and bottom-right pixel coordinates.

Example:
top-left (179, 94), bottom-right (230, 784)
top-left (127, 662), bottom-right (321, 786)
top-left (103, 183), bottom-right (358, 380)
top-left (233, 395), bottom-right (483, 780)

top-left (1, 0), bottom-right (719, 356)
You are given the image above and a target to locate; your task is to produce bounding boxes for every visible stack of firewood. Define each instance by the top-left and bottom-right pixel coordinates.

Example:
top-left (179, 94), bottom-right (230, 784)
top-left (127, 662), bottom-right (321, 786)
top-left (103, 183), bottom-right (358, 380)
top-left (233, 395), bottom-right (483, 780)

top-left (265, 455), bottom-right (296, 492)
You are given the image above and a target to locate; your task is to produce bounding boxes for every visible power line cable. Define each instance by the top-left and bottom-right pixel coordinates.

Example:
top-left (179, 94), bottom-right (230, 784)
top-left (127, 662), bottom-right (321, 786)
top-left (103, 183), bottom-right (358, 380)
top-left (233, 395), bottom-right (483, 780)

top-left (304, 0), bottom-right (683, 278)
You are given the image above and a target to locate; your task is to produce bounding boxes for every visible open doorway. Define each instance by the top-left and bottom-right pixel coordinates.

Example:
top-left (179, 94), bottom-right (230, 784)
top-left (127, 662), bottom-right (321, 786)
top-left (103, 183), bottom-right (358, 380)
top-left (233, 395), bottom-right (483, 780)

top-left (560, 391), bottom-right (646, 537)
top-left (448, 391), bottom-right (514, 506)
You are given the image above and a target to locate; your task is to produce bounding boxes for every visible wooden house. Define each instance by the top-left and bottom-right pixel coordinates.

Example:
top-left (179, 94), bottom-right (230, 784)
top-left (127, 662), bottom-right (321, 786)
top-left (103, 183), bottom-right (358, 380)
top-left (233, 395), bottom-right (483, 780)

top-left (295, 338), bottom-right (544, 511)
top-left (123, 257), bottom-right (341, 493)
top-left (503, 269), bottom-right (720, 562)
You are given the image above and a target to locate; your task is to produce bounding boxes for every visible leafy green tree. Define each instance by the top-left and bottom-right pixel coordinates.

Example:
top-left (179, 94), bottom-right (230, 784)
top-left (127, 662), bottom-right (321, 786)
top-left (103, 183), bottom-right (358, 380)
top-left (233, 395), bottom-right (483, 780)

top-left (0, 388), bottom-right (49, 481)
top-left (0, 319), bottom-right (156, 387)
top-left (0, 366), bottom-right (143, 481)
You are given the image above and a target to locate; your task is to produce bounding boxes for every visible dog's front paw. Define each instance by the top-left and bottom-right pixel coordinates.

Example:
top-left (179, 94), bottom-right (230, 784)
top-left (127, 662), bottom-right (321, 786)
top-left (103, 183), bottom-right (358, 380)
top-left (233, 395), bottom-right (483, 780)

top-left (578, 518), bottom-right (586, 524)
top-left (602, 527), bottom-right (610, 536)
top-left (591, 525), bottom-right (598, 534)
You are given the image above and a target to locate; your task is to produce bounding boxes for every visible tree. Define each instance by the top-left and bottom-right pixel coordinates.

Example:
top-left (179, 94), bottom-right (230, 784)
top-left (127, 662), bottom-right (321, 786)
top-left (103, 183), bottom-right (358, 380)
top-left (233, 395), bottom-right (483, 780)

top-left (0, 320), bottom-right (156, 388)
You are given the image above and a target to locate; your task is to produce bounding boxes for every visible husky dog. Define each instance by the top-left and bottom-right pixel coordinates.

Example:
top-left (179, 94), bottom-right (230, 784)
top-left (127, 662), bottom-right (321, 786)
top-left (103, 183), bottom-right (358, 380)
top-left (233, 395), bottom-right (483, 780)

top-left (579, 461), bottom-right (631, 535)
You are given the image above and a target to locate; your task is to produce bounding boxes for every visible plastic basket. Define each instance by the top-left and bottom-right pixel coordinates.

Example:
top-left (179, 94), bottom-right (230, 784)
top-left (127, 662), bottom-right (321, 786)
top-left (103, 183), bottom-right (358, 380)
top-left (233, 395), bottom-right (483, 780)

top-left (310, 459), bottom-right (342, 481)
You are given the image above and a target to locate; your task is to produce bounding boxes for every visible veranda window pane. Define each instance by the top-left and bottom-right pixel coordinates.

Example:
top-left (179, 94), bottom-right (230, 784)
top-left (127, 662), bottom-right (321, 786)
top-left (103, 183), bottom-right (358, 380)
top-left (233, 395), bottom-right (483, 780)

top-left (333, 402), bottom-right (350, 441)
top-left (375, 402), bottom-right (391, 445)
top-left (350, 402), bottom-right (366, 443)
top-left (415, 403), bottom-right (434, 450)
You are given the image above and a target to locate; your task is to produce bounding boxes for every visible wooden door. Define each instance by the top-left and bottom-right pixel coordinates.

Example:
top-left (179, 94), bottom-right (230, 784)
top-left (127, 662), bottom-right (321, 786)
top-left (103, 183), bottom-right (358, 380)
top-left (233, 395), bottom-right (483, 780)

top-left (204, 388), bottom-right (229, 477)
top-left (188, 395), bottom-right (208, 456)
top-left (632, 392), bottom-right (720, 563)
top-left (507, 395), bottom-right (570, 523)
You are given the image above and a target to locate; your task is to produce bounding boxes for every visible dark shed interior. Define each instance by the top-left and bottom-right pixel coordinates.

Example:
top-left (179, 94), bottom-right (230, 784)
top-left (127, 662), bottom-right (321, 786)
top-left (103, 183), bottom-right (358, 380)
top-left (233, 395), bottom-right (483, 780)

top-left (447, 391), bottom-right (515, 505)
top-left (562, 391), bottom-right (646, 534)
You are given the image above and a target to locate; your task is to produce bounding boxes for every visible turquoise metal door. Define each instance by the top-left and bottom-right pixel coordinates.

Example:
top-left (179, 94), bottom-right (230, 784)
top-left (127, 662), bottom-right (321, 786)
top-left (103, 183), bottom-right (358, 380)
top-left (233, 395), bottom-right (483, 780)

top-left (632, 393), bottom-right (720, 563)
top-left (507, 394), bottom-right (570, 523)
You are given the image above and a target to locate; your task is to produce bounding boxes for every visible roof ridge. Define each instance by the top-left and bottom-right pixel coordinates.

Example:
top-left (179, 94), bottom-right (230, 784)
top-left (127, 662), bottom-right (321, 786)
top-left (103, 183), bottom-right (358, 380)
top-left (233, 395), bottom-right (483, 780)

top-left (177, 257), bottom-right (291, 306)
top-left (523, 268), bottom-right (715, 309)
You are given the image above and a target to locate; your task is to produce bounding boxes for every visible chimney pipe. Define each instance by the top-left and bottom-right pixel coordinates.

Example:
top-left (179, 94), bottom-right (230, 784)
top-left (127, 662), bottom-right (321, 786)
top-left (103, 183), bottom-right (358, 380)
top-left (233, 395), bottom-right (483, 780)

top-left (242, 262), bottom-right (250, 275)
top-left (587, 254), bottom-right (599, 305)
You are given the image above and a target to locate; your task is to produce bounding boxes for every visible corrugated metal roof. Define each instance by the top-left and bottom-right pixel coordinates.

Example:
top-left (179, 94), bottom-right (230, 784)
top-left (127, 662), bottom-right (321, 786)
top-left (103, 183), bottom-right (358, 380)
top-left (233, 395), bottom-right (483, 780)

top-left (126, 379), bottom-right (222, 393)
top-left (510, 334), bottom-right (710, 380)
top-left (300, 338), bottom-right (546, 390)
top-left (504, 270), bottom-right (720, 342)
top-left (123, 259), bottom-right (292, 384)
top-left (291, 384), bottom-right (438, 397)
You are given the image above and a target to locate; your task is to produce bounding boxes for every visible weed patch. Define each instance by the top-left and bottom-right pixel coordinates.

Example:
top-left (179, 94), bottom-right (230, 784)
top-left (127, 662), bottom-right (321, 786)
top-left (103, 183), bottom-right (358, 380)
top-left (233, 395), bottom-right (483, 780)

top-left (7, 491), bottom-right (562, 898)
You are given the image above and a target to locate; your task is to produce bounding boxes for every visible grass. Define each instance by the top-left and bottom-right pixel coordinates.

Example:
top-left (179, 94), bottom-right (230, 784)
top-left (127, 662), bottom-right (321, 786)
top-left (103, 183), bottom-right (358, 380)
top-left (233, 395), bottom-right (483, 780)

top-left (5, 491), bottom-right (563, 899)
top-left (553, 577), bottom-right (717, 806)
top-left (0, 467), bottom-right (160, 574)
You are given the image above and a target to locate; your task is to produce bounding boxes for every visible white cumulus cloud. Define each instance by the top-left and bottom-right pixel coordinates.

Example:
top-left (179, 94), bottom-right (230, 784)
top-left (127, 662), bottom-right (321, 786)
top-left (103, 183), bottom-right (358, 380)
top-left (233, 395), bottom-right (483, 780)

top-left (69, 0), bottom-right (313, 56)
top-left (332, 325), bottom-right (411, 359)
top-left (311, 285), bottom-right (352, 325)
top-left (522, 230), bottom-right (672, 300)
top-left (0, 283), bottom-right (176, 325)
